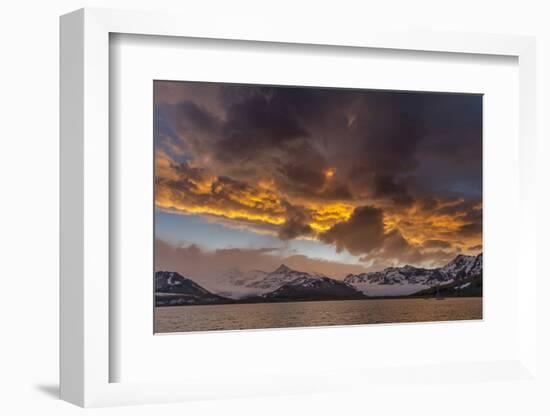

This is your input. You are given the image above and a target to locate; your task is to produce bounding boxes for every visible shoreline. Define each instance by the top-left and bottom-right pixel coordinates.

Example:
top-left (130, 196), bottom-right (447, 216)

top-left (155, 294), bottom-right (482, 308)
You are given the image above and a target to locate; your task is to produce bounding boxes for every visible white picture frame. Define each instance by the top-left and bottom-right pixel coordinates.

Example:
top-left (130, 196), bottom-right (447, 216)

top-left (60, 7), bottom-right (538, 408)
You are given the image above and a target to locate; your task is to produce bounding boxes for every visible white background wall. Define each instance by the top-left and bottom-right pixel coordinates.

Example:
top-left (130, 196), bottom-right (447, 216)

top-left (0, 1), bottom-right (548, 415)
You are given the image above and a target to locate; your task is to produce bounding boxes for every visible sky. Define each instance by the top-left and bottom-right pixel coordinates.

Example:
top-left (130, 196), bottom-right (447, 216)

top-left (154, 81), bottom-right (482, 281)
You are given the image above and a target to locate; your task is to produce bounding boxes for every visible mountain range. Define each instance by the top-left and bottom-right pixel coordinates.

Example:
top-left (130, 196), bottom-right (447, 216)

top-left (155, 253), bottom-right (482, 306)
top-left (344, 253), bottom-right (482, 296)
top-left (259, 267), bottom-right (365, 301)
top-left (155, 271), bottom-right (230, 306)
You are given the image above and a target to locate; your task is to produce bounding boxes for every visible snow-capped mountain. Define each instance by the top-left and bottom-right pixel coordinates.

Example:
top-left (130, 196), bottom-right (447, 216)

top-left (248, 264), bottom-right (319, 291)
top-left (156, 266), bottom-right (365, 304)
top-left (219, 268), bottom-right (268, 287)
top-left (155, 253), bottom-right (482, 305)
top-left (216, 264), bottom-right (364, 301)
top-left (262, 274), bottom-right (364, 301)
top-left (440, 253), bottom-right (482, 279)
top-left (412, 274), bottom-right (482, 298)
top-left (213, 264), bottom-right (334, 299)
top-left (209, 268), bottom-right (270, 298)
top-left (344, 253), bottom-right (482, 296)
top-left (155, 271), bottom-right (229, 306)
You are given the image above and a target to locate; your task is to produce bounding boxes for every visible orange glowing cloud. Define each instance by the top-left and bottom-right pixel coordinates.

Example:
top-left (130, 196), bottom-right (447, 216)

top-left (155, 149), bottom-right (481, 265)
top-left (154, 81), bottom-right (482, 268)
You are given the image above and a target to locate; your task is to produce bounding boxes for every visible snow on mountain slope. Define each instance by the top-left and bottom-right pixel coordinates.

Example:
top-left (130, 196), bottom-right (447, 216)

top-left (247, 264), bottom-right (318, 291)
top-left (440, 253), bottom-right (482, 279)
top-left (208, 268), bottom-right (270, 298)
top-left (155, 271), bottom-right (212, 295)
top-left (173, 253), bottom-right (482, 299)
top-left (219, 268), bottom-right (268, 287)
top-left (213, 264), bottom-right (357, 299)
top-left (344, 253), bottom-right (482, 296)
top-left (155, 271), bottom-right (228, 305)
top-left (262, 274), bottom-right (364, 301)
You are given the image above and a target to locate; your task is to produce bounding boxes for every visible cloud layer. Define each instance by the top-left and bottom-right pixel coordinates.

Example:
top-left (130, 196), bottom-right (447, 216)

top-left (155, 239), bottom-right (367, 284)
top-left (155, 81), bottom-right (483, 269)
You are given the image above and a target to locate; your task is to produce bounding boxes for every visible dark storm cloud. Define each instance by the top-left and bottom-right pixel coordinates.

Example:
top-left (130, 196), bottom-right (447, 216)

top-left (175, 101), bottom-right (219, 131)
top-left (382, 228), bottom-right (415, 252)
top-left (155, 81), bottom-right (482, 267)
top-left (161, 100), bottom-right (221, 149)
top-left (156, 160), bottom-right (205, 195)
top-left (163, 87), bottom-right (409, 201)
top-left (276, 143), bottom-right (326, 193)
top-left (457, 221), bottom-right (482, 238)
top-left (372, 174), bottom-right (415, 207)
top-left (422, 239), bottom-right (452, 249)
top-left (219, 89), bottom-right (310, 153)
top-left (434, 198), bottom-right (481, 219)
top-left (458, 206), bottom-right (482, 223)
top-left (433, 198), bottom-right (482, 241)
top-left (378, 228), bottom-right (423, 263)
top-left (218, 84), bottom-right (349, 125)
top-left (318, 204), bottom-right (462, 268)
top-left (418, 94), bottom-right (482, 162)
top-left (278, 201), bottom-right (314, 240)
top-left (159, 85), bottom-right (335, 199)
top-left (350, 93), bottom-right (425, 176)
top-left (158, 85), bottom-right (482, 203)
top-left (319, 206), bottom-right (386, 255)
top-left (215, 86), bottom-right (357, 201)
top-left (211, 175), bottom-right (252, 196)
top-left (417, 197), bottom-right (439, 211)
top-left (413, 94), bottom-right (483, 200)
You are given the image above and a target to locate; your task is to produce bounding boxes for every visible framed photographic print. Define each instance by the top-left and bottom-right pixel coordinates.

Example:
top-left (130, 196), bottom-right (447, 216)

top-left (153, 81), bottom-right (483, 334)
top-left (60, 7), bottom-right (540, 409)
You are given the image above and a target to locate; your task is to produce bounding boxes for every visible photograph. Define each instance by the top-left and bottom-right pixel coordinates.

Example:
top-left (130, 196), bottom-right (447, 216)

top-left (2, 0), bottom-right (544, 412)
top-left (153, 80), bottom-right (483, 333)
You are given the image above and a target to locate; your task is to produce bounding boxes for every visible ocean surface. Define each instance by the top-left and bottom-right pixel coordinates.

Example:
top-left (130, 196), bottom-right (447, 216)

top-left (155, 297), bottom-right (482, 333)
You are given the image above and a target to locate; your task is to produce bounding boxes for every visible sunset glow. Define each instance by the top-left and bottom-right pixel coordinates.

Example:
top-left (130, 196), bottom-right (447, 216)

top-left (154, 81), bottom-right (482, 277)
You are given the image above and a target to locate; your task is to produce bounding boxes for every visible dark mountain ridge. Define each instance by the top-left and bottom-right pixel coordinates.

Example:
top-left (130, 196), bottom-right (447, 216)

top-left (155, 254), bottom-right (482, 306)
top-left (260, 273), bottom-right (365, 301)
top-left (343, 253), bottom-right (482, 296)
top-left (155, 271), bottom-right (231, 306)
